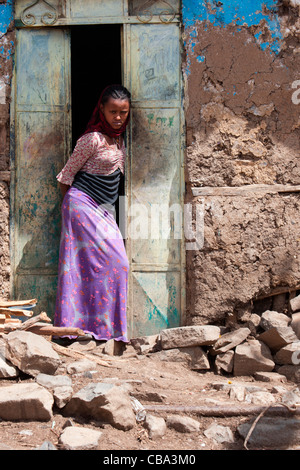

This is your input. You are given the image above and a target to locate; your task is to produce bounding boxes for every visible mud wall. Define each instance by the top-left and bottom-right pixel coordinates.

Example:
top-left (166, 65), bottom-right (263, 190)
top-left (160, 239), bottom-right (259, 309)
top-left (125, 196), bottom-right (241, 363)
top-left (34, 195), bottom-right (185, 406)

top-left (0, 1), bottom-right (14, 299)
top-left (182, 0), bottom-right (300, 325)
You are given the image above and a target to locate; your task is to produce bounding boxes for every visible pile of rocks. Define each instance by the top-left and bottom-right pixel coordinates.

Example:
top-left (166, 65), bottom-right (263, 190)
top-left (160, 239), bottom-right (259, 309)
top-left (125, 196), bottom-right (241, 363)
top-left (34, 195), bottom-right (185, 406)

top-left (0, 295), bottom-right (300, 449)
top-left (132, 294), bottom-right (300, 383)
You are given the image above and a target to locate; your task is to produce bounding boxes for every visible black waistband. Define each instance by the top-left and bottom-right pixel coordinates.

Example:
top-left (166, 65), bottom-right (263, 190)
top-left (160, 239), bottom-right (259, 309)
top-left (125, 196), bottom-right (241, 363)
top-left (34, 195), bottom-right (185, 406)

top-left (72, 169), bottom-right (121, 207)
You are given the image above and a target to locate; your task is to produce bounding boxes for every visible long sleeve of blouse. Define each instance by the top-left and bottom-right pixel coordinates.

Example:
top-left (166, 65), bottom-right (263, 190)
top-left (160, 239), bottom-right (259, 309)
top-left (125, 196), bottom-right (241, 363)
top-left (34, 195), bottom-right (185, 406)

top-left (56, 132), bottom-right (125, 186)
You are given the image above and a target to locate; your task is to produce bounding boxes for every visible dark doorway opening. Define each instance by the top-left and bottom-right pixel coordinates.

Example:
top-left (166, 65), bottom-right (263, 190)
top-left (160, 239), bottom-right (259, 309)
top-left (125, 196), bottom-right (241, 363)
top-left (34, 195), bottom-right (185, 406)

top-left (71, 24), bottom-right (122, 146)
top-left (71, 25), bottom-right (124, 226)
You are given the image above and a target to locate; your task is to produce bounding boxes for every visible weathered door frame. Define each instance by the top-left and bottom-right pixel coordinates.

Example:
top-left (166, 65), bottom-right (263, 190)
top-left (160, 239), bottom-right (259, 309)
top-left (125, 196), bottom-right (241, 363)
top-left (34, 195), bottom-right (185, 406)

top-left (11, 0), bottom-right (185, 338)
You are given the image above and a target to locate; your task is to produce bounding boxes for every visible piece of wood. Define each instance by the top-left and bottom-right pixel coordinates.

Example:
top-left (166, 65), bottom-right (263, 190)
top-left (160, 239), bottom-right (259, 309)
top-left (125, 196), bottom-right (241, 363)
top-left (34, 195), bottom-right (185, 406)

top-left (51, 342), bottom-right (114, 369)
top-left (192, 183), bottom-right (300, 197)
top-left (27, 323), bottom-right (85, 337)
top-left (20, 312), bottom-right (52, 330)
top-left (0, 298), bottom-right (37, 308)
top-left (143, 403), bottom-right (300, 417)
top-left (0, 308), bottom-right (33, 318)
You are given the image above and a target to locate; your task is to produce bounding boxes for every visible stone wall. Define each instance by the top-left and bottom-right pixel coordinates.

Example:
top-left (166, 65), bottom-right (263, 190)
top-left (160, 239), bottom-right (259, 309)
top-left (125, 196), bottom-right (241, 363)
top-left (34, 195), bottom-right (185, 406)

top-left (182, 0), bottom-right (300, 325)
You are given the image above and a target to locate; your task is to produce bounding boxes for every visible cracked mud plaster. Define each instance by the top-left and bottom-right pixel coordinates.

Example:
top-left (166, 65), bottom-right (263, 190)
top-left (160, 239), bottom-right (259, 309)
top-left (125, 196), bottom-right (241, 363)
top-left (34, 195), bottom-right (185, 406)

top-left (183, 2), bottom-right (300, 325)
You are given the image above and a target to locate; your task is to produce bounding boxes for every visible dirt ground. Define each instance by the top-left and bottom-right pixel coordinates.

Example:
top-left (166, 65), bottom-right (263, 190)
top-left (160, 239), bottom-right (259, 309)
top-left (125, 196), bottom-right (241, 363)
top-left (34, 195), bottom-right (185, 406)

top-left (0, 338), bottom-right (298, 453)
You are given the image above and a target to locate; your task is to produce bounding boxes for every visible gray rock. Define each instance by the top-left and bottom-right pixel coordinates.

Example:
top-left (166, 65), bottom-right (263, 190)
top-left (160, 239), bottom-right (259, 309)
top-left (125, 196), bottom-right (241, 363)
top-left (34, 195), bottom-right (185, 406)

top-left (0, 356), bottom-right (19, 378)
top-left (210, 328), bottom-right (250, 355)
top-left (166, 415), bottom-right (200, 433)
top-left (258, 327), bottom-right (299, 352)
top-left (58, 426), bottom-right (102, 450)
top-left (0, 383), bottom-right (53, 421)
top-left (215, 350), bottom-right (234, 373)
top-left (260, 310), bottom-right (290, 330)
top-left (281, 390), bottom-right (300, 407)
top-left (277, 365), bottom-right (300, 383)
top-left (160, 325), bottom-right (220, 350)
top-left (204, 423), bottom-right (235, 443)
top-left (291, 312), bottom-right (300, 339)
top-left (290, 294), bottom-right (300, 313)
top-left (34, 441), bottom-right (57, 450)
top-left (144, 414), bottom-right (167, 439)
top-left (131, 335), bottom-right (160, 354)
top-left (36, 373), bottom-right (72, 389)
top-left (254, 371), bottom-right (287, 383)
top-left (4, 330), bottom-right (61, 377)
top-left (233, 340), bottom-right (275, 376)
top-left (66, 360), bottom-right (96, 375)
top-left (246, 391), bottom-right (276, 405)
top-left (152, 346), bottom-right (210, 370)
top-left (274, 342), bottom-right (300, 365)
top-left (53, 386), bottom-right (74, 408)
top-left (63, 382), bottom-right (136, 430)
top-left (238, 417), bottom-right (300, 449)
top-left (103, 339), bottom-right (126, 356)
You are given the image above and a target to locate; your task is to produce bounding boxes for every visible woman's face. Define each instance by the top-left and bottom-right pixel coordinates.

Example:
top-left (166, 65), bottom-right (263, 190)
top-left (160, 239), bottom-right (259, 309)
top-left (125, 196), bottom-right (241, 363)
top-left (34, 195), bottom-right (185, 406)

top-left (101, 97), bottom-right (130, 130)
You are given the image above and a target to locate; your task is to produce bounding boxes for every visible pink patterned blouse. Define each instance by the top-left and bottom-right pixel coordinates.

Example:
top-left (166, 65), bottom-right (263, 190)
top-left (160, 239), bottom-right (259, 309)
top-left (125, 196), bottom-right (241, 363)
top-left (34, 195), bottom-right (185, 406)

top-left (56, 132), bottom-right (126, 186)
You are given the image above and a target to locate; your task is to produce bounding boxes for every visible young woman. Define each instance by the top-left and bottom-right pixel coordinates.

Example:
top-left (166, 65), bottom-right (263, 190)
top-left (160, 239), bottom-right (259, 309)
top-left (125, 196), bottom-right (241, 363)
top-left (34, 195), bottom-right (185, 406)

top-left (54, 85), bottom-right (131, 343)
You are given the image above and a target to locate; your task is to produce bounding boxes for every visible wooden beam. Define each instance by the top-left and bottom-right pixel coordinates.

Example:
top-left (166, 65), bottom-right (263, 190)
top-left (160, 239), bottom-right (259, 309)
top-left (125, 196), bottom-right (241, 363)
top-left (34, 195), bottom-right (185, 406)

top-left (192, 184), bottom-right (300, 197)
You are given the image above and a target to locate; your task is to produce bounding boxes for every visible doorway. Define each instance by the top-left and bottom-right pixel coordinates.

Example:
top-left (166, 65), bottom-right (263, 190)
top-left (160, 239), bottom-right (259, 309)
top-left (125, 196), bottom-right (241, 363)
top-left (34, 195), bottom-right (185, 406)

top-left (71, 25), bottom-right (122, 145)
top-left (71, 24), bottom-right (124, 224)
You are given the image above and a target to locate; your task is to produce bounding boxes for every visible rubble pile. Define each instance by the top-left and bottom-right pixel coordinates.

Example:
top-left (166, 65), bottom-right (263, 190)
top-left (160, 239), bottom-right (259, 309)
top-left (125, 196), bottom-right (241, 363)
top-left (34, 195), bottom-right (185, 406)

top-left (0, 294), bottom-right (300, 450)
top-left (135, 293), bottom-right (300, 383)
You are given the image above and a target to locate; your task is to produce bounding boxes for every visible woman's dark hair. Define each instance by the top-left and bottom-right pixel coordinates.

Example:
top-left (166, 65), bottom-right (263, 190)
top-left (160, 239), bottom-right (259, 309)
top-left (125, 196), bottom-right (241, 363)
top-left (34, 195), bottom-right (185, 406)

top-left (101, 85), bottom-right (131, 105)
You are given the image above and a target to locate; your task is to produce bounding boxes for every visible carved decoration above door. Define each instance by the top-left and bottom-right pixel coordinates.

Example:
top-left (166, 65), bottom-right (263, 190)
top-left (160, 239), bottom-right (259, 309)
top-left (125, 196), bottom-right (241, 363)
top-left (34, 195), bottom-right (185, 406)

top-left (21, 0), bottom-right (58, 26)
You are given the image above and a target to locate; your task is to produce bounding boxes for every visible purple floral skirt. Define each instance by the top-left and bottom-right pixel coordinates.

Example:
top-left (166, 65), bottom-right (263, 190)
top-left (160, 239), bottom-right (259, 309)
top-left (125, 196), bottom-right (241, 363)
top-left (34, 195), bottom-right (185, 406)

top-left (54, 187), bottom-right (128, 342)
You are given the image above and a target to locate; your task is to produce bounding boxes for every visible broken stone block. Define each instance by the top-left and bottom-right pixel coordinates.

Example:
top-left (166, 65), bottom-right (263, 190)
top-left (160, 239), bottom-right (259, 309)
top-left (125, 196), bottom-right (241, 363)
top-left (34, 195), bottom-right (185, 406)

top-left (152, 346), bottom-right (210, 370)
top-left (130, 335), bottom-right (161, 354)
top-left (233, 340), bottom-right (275, 376)
top-left (0, 383), bottom-right (54, 421)
top-left (291, 312), bottom-right (300, 339)
top-left (274, 342), bottom-right (300, 365)
top-left (103, 339), bottom-right (126, 356)
top-left (160, 325), bottom-right (220, 350)
top-left (254, 371), bottom-right (287, 383)
top-left (0, 356), bottom-right (19, 378)
top-left (58, 426), bottom-right (102, 450)
top-left (238, 417), bottom-right (300, 449)
top-left (166, 415), bottom-right (200, 433)
top-left (247, 314), bottom-right (261, 334)
top-left (144, 414), bottom-right (167, 439)
top-left (4, 330), bottom-right (61, 377)
top-left (229, 384), bottom-right (246, 401)
top-left (204, 423), bottom-right (234, 444)
top-left (63, 382), bottom-right (136, 430)
top-left (277, 365), bottom-right (300, 383)
top-left (66, 360), bottom-right (96, 375)
top-left (290, 294), bottom-right (300, 313)
top-left (210, 327), bottom-right (250, 355)
top-left (260, 310), bottom-right (290, 330)
top-left (246, 391), bottom-right (276, 405)
top-left (215, 350), bottom-right (234, 374)
top-left (53, 386), bottom-right (73, 409)
top-left (36, 373), bottom-right (72, 389)
top-left (258, 327), bottom-right (299, 352)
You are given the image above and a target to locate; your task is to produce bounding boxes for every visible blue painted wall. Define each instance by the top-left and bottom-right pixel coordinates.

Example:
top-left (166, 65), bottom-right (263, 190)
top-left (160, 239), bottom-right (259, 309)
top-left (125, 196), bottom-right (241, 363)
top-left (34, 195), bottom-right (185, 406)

top-left (182, 0), bottom-right (283, 55)
top-left (0, 1), bottom-right (14, 62)
top-left (0, 1), bottom-right (14, 36)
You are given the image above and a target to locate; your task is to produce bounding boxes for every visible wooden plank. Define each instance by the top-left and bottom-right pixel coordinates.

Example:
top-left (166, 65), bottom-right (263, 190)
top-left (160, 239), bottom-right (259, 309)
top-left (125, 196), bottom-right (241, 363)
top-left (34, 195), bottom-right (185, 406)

top-left (0, 298), bottom-right (37, 307)
top-left (0, 308), bottom-right (33, 318)
top-left (26, 323), bottom-right (85, 337)
top-left (192, 184), bottom-right (300, 197)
